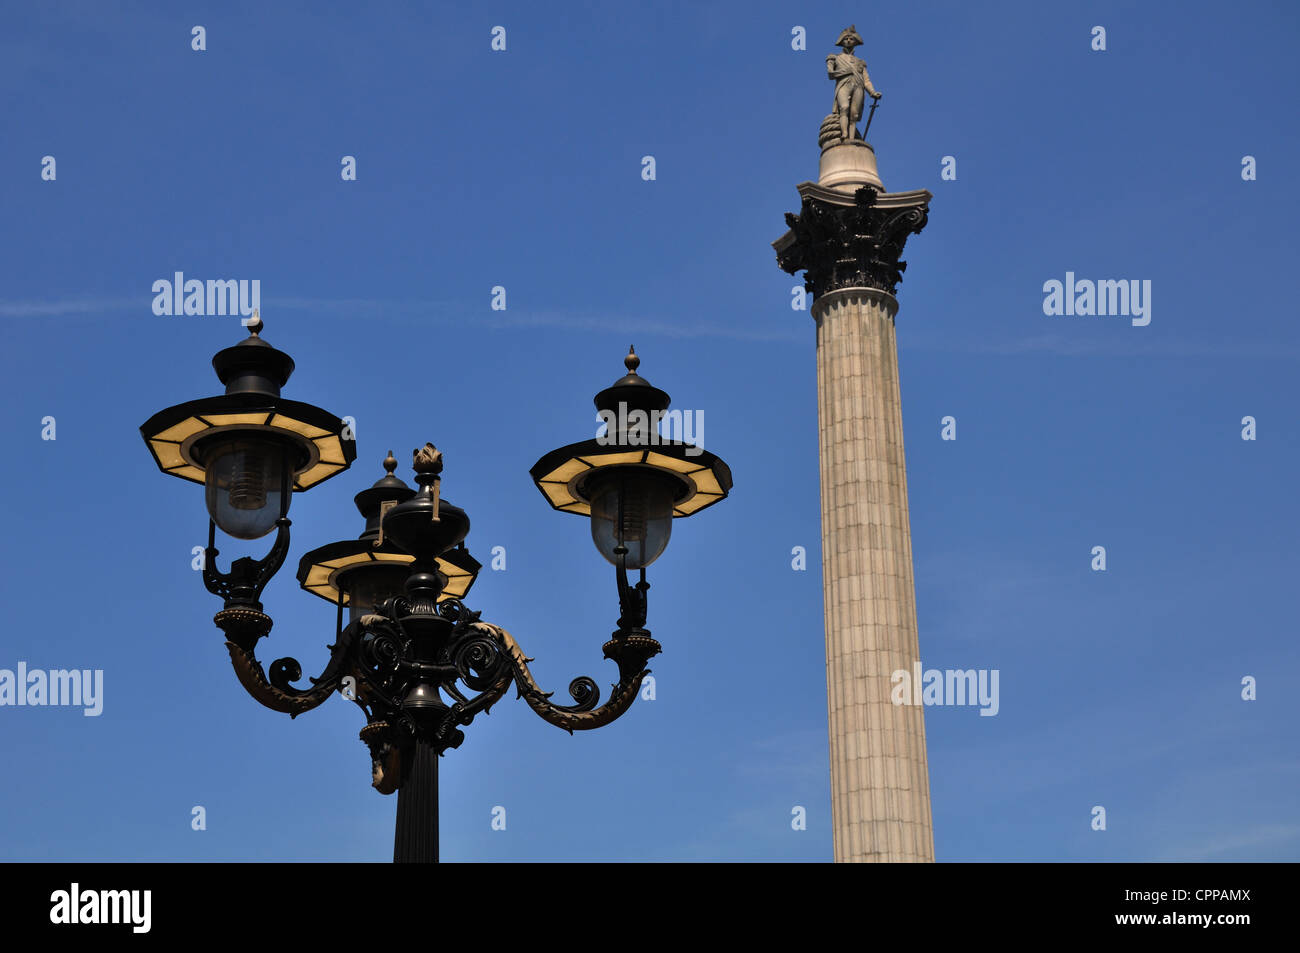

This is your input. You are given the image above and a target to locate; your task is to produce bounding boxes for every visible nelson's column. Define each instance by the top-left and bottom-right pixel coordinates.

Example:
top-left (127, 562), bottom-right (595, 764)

top-left (773, 25), bottom-right (934, 863)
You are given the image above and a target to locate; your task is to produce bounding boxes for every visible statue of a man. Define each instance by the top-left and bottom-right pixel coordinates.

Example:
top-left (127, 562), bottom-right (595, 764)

top-left (827, 25), bottom-right (882, 142)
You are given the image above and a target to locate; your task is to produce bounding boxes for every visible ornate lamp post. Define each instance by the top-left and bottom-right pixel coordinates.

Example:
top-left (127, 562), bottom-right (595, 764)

top-left (141, 322), bottom-right (732, 863)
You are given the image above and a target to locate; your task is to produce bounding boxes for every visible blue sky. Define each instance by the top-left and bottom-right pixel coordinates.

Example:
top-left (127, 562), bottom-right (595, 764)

top-left (1, 0), bottom-right (1296, 862)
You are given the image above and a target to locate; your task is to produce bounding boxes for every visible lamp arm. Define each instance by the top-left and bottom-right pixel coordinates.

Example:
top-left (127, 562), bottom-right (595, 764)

top-left (221, 617), bottom-right (361, 719)
top-left (473, 619), bottom-right (660, 734)
top-left (200, 515), bottom-right (353, 718)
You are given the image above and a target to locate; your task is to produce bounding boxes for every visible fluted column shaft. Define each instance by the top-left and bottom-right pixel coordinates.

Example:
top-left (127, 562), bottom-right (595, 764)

top-left (393, 741), bottom-right (438, 862)
top-left (812, 286), bottom-right (934, 863)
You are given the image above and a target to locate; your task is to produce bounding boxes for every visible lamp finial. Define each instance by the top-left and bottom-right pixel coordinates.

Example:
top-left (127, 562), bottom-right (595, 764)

top-left (412, 443), bottom-right (443, 476)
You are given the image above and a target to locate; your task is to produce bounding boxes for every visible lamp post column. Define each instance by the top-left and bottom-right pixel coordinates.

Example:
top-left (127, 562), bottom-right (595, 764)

top-left (393, 741), bottom-right (438, 863)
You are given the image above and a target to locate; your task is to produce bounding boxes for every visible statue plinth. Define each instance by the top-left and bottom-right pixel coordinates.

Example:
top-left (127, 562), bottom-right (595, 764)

top-left (818, 139), bottom-right (884, 193)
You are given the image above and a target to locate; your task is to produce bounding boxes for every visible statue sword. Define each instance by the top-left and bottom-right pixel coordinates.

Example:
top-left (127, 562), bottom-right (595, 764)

top-left (862, 97), bottom-right (880, 139)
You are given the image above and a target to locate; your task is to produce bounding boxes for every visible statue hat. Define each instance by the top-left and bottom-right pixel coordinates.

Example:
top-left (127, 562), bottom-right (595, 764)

top-left (836, 25), bottom-right (863, 48)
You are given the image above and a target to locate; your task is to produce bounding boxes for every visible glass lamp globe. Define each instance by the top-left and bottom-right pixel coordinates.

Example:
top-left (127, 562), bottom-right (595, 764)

top-left (201, 436), bottom-right (287, 540)
top-left (587, 469), bottom-right (677, 569)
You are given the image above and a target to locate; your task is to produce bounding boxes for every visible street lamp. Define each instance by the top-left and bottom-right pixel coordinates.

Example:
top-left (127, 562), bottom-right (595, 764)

top-left (140, 321), bottom-right (733, 862)
top-left (529, 346), bottom-right (732, 637)
top-left (140, 313), bottom-right (356, 615)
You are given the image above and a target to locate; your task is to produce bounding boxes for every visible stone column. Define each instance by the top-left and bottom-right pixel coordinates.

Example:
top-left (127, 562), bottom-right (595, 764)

top-left (774, 136), bottom-right (935, 862)
top-left (813, 286), bottom-right (933, 863)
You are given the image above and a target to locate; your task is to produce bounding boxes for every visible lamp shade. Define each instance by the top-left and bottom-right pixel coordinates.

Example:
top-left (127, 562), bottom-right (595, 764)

top-left (298, 544), bottom-right (480, 614)
top-left (140, 316), bottom-right (356, 538)
top-left (529, 348), bottom-right (733, 566)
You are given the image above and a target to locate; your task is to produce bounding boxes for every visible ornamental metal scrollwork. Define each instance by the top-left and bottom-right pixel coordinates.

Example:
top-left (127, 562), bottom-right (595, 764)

top-left (212, 586), bottom-right (657, 794)
top-left (776, 185), bottom-right (929, 298)
top-left (204, 518), bottom-right (292, 631)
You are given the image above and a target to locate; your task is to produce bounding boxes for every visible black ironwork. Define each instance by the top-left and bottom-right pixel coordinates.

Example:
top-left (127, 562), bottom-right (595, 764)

top-left (204, 517), bottom-right (291, 614)
top-left (144, 331), bottom-right (729, 864)
top-left (394, 742), bottom-right (438, 863)
top-left (193, 446), bottom-right (666, 861)
top-left (776, 185), bottom-right (929, 298)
